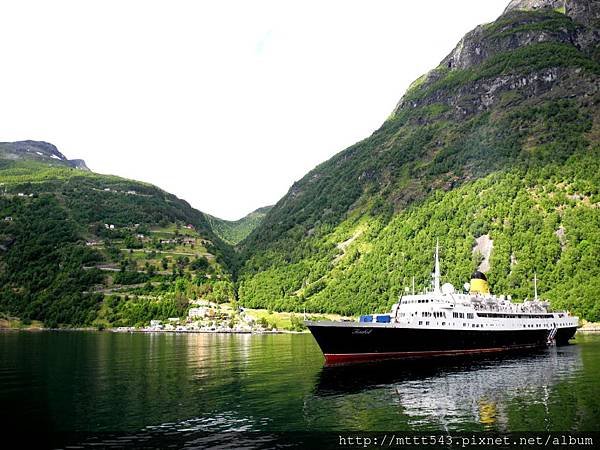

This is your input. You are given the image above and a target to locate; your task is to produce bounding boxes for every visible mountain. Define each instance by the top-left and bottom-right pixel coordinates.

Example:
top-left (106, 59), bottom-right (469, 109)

top-left (205, 206), bottom-right (273, 245)
top-left (0, 141), bottom-right (236, 327)
top-left (237, 0), bottom-right (600, 321)
top-left (2, 0), bottom-right (599, 327)
top-left (0, 140), bottom-right (91, 171)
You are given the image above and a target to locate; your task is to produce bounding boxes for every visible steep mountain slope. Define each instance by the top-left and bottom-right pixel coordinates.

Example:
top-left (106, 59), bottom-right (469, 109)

top-left (0, 140), bottom-right (90, 170)
top-left (238, 0), bottom-right (600, 320)
top-left (0, 142), bottom-right (236, 327)
top-left (205, 206), bottom-right (272, 245)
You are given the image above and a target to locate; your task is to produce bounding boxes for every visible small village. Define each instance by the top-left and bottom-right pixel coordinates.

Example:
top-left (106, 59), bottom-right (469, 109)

top-left (112, 299), bottom-right (312, 334)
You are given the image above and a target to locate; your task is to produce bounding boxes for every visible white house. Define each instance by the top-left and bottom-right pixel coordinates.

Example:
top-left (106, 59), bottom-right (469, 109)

top-left (188, 307), bottom-right (210, 319)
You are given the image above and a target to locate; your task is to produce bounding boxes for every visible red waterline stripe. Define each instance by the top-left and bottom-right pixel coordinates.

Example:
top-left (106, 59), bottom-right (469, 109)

top-left (323, 345), bottom-right (541, 364)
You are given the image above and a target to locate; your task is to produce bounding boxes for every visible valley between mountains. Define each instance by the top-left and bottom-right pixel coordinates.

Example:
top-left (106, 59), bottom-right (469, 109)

top-left (1, 0), bottom-right (599, 329)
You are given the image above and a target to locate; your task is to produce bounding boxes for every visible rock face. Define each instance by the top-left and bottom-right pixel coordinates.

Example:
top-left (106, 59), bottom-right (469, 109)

top-left (393, 0), bottom-right (599, 120)
top-left (567, 0), bottom-right (600, 26)
top-left (238, 0), bottom-right (599, 315)
top-left (0, 140), bottom-right (90, 171)
top-left (505, 0), bottom-right (600, 26)
top-left (504, 0), bottom-right (565, 14)
top-left (67, 159), bottom-right (90, 171)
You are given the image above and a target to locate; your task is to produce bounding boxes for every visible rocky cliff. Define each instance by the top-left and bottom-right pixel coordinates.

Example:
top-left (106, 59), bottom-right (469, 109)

top-left (395, 0), bottom-right (598, 119)
top-left (505, 0), bottom-right (600, 27)
top-left (0, 140), bottom-right (90, 171)
top-left (237, 0), bottom-right (600, 319)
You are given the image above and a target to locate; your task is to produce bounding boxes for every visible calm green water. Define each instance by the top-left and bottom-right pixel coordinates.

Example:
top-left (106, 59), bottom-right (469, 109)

top-left (1, 331), bottom-right (599, 448)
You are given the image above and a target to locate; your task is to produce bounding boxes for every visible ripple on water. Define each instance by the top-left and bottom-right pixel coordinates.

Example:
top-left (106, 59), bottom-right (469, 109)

top-left (1, 331), bottom-right (599, 447)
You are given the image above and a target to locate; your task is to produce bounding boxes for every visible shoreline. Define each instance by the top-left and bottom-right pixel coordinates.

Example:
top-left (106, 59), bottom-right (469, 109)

top-left (110, 327), bottom-right (308, 334)
top-left (0, 325), bottom-right (308, 335)
top-left (577, 327), bottom-right (600, 333)
top-left (4, 325), bottom-right (598, 334)
top-left (4, 318), bottom-right (600, 334)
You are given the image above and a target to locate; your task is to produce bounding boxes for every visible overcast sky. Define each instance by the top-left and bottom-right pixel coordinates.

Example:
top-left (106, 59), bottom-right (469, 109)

top-left (1, 0), bottom-right (508, 220)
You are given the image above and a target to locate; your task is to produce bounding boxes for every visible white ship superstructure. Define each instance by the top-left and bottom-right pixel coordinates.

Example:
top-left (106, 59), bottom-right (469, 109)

top-left (389, 242), bottom-right (578, 338)
top-left (307, 242), bottom-right (579, 365)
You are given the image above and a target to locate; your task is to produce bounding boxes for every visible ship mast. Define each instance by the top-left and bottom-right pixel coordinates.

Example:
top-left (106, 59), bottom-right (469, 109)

top-left (434, 239), bottom-right (441, 293)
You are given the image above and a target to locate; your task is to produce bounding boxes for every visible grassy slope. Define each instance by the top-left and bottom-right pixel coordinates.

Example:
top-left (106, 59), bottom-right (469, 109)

top-left (237, 9), bottom-right (600, 320)
top-left (205, 206), bottom-right (272, 245)
top-left (0, 160), bottom-right (237, 327)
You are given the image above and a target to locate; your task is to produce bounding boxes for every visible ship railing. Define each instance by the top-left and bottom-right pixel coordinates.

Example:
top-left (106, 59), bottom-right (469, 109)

top-left (547, 326), bottom-right (558, 345)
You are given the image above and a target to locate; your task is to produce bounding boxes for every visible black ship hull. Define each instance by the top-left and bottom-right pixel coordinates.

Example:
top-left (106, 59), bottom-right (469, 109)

top-left (307, 322), bottom-right (578, 365)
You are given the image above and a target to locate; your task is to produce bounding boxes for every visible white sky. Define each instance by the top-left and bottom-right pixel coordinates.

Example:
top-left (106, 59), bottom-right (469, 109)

top-left (0, 0), bottom-right (508, 220)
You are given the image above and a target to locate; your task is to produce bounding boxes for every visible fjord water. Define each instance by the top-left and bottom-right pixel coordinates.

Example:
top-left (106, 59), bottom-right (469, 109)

top-left (1, 332), bottom-right (599, 448)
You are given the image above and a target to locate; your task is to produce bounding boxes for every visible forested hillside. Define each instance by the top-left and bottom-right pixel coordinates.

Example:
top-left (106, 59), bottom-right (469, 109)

top-left (205, 206), bottom-right (272, 245)
top-left (238, 0), bottom-right (600, 321)
top-left (0, 143), bottom-right (236, 327)
top-left (1, 0), bottom-right (599, 327)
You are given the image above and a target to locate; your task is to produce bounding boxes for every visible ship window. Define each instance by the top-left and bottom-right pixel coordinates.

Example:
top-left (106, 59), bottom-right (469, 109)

top-left (426, 321), bottom-right (429, 325)
top-left (442, 322), bottom-right (445, 326)
top-left (419, 321), bottom-right (422, 325)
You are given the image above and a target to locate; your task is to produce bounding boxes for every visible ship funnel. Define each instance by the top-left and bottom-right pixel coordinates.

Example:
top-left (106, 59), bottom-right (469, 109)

top-left (469, 271), bottom-right (490, 294)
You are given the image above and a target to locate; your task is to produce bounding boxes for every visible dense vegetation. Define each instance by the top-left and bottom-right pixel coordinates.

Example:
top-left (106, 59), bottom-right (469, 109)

top-left (204, 206), bottom-right (272, 245)
top-left (0, 160), bottom-right (237, 327)
top-left (0, 194), bottom-right (104, 327)
top-left (239, 150), bottom-right (600, 320)
top-left (1, 3), bottom-right (599, 327)
top-left (237, 6), bottom-right (600, 321)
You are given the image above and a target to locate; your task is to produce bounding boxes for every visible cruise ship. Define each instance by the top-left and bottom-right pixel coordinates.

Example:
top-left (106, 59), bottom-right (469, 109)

top-left (306, 243), bottom-right (579, 365)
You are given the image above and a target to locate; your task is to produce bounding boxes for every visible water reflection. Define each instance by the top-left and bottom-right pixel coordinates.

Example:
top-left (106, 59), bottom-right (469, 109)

top-left (313, 345), bottom-right (583, 431)
top-left (1, 331), bottom-right (596, 449)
